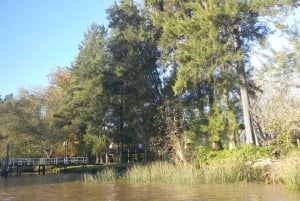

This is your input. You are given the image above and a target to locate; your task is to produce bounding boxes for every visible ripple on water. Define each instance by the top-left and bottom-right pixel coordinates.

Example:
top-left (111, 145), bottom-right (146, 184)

top-left (1, 176), bottom-right (300, 201)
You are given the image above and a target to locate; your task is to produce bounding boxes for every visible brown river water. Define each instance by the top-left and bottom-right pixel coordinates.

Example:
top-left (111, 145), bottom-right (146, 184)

top-left (1, 174), bottom-right (300, 201)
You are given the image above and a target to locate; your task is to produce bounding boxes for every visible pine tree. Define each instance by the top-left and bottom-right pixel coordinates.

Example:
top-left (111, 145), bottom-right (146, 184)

top-left (105, 0), bottom-right (161, 162)
top-left (54, 24), bottom-right (110, 163)
top-left (144, 0), bottom-right (297, 147)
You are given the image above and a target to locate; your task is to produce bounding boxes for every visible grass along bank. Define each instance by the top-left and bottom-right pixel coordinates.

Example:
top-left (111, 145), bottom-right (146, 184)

top-left (82, 160), bottom-right (260, 185)
top-left (275, 151), bottom-right (300, 190)
top-left (81, 146), bottom-right (300, 190)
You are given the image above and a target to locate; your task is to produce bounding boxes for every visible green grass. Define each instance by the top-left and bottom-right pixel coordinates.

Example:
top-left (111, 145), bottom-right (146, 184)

top-left (276, 151), bottom-right (300, 190)
top-left (201, 159), bottom-right (262, 184)
top-left (81, 148), bottom-right (266, 185)
top-left (81, 160), bottom-right (261, 185)
top-left (82, 168), bottom-right (119, 183)
top-left (193, 145), bottom-right (271, 183)
top-left (126, 161), bottom-right (203, 185)
top-left (53, 162), bottom-right (133, 172)
top-left (77, 147), bottom-right (300, 189)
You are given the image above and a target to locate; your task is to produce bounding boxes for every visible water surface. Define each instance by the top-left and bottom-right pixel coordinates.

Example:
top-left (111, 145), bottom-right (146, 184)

top-left (1, 174), bottom-right (300, 201)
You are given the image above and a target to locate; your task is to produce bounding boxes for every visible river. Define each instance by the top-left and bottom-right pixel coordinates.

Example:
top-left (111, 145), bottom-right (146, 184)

top-left (1, 174), bottom-right (300, 201)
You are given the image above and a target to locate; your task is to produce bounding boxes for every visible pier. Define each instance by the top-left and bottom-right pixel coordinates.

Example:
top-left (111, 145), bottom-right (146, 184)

top-left (1, 157), bottom-right (88, 179)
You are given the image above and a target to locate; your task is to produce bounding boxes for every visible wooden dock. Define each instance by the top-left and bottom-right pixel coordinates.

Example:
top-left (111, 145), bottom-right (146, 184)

top-left (1, 157), bottom-right (88, 179)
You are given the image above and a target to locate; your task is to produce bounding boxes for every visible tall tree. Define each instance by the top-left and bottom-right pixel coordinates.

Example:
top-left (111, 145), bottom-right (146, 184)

top-left (252, 21), bottom-right (300, 147)
top-left (105, 0), bottom-right (161, 162)
top-left (0, 88), bottom-right (63, 158)
top-left (47, 66), bottom-right (72, 156)
top-left (145, 0), bottom-right (297, 148)
top-left (55, 24), bottom-right (110, 163)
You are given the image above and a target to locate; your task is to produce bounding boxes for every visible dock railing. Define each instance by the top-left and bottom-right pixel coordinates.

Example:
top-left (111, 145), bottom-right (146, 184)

top-left (1, 157), bottom-right (88, 167)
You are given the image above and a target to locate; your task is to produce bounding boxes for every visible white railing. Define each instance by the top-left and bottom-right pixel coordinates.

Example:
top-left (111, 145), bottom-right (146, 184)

top-left (1, 157), bottom-right (88, 167)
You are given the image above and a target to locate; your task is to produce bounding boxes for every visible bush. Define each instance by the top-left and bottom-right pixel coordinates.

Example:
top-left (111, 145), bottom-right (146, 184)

top-left (195, 145), bottom-right (274, 166)
top-left (194, 145), bottom-right (275, 183)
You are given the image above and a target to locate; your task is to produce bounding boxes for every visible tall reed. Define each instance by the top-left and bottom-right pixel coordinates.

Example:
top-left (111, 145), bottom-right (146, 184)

top-left (82, 168), bottom-right (119, 183)
top-left (276, 152), bottom-right (300, 190)
top-left (201, 159), bottom-right (262, 184)
top-left (82, 160), bottom-right (263, 185)
top-left (126, 161), bottom-right (203, 185)
top-left (125, 160), bottom-right (261, 185)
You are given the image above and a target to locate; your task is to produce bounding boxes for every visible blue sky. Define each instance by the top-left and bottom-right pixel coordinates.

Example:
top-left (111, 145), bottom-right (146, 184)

top-left (0, 0), bottom-right (142, 97)
top-left (0, 1), bottom-right (297, 98)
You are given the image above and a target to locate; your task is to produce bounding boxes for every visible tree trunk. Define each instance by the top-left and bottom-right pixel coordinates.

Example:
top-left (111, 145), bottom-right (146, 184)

top-left (119, 143), bottom-right (124, 163)
top-left (99, 152), bottom-right (104, 164)
top-left (95, 152), bottom-right (100, 164)
top-left (237, 61), bottom-right (256, 145)
top-left (105, 151), bottom-right (109, 164)
top-left (143, 144), bottom-right (148, 162)
top-left (127, 144), bottom-right (130, 163)
top-left (222, 64), bottom-right (236, 149)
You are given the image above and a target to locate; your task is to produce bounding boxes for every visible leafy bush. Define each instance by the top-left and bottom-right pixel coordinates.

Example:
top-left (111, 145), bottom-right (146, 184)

top-left (194, 145), bottom-right (274, 167)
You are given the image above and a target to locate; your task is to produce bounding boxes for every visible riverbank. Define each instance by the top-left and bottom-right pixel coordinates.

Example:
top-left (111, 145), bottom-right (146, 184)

top-left (81, 146), bottom-right (300, 190)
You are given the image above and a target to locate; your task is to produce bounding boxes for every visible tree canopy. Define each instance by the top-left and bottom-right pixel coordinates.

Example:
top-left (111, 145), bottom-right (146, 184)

top-left (0, 0), bottom-right (299, 164)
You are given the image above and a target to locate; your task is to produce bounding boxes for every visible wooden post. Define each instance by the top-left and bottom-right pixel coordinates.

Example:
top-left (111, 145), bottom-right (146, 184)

top-left (5, 144), bottom-right (9, 180)
top-left (38, 165), bottom-right (45, 175)
top-left (16, 165), bottom-right (22, 176)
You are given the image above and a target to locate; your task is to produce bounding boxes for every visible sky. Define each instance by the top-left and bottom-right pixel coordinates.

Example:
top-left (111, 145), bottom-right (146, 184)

top-left (0, 1), bottom-right (298, 98)
top-left (0, 0), bottom-right (143, 97)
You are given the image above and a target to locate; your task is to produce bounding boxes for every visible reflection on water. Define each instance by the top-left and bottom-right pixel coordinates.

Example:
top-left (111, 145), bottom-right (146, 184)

top-left (1, 174), bottom-right (300, 201)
